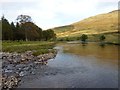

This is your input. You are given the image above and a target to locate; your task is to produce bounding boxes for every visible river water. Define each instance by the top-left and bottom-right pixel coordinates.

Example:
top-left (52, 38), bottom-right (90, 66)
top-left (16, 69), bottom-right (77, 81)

top-left (18, 43), bottom-right (118, 88)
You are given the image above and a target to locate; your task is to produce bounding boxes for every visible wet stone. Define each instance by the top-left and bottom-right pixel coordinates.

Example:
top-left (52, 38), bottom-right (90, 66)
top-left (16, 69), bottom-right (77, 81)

top-left (1, 50), bottom-right (57, 89)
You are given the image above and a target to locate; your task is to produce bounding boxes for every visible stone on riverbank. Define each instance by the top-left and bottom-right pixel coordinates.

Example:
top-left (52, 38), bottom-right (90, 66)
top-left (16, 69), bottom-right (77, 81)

top-left (1, 50), bottom-right (57, 89)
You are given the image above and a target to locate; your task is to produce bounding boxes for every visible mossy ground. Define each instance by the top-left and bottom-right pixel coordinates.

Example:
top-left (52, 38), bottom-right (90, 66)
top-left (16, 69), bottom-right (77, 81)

top-left (2, 41), bottom-right (56, 54)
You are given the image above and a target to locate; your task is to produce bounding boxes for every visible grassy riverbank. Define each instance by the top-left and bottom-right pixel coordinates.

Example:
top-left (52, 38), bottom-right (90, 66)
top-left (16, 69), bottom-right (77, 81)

top-left (2, 41), bottom-right (57, 89)
top-left (2, 41), bottom-right (56, 55)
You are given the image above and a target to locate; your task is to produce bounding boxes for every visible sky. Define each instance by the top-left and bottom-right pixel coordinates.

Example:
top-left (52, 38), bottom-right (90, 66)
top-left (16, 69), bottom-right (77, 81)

top-left (0, 0), bottom-right (119, 30)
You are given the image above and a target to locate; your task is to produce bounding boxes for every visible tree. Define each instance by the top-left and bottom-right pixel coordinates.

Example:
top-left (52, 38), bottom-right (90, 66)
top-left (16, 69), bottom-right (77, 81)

top-left (99, 35), bottom-right (106, 41)
top-left (16, 15), bottom-right (33, 41)
top-left (2, 16), bottom-right (13, 40)
top-left (47, 29), bottom-right (56, 40)
top-left (18, 22), bottom-right (43, 41)
top-left (42, 29), bottom-right (56, 41)
top-left (37, 27), bottom-right (42, 40)
top-left (10, 22), bottom-right (16, 40)
top-left (15, 22), bottom-right (25, 40)
top-left (80, 34), bottom-right (88, 42)
top-left (16, 15), bottom-right (32, 24)
top-left (99, 35), bottom-right (106, 46)
top-left (42, 30), bottom-right (48, 41)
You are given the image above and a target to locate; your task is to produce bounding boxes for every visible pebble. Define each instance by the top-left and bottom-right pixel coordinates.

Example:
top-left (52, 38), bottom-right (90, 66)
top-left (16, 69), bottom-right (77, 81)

top-left (1, 50), bottom-right (57, 89)
top-left (19, 71), bottom-right (27, 77)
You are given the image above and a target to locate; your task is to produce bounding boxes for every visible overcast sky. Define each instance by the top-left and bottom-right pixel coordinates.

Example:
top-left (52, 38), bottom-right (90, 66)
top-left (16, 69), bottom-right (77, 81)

top-left (0, 0), bottom-right (119, 30)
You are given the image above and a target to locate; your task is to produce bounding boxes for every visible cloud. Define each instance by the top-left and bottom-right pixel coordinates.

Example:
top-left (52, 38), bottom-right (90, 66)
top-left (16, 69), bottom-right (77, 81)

top-left (0, 0), bottom-right (34, 3)
top-left (0, 0), bottom-right (118, 29)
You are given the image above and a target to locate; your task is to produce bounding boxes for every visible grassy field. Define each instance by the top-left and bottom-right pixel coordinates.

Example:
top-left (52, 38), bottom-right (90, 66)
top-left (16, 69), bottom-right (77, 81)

top-left (53, 10), bottom-right (119, 40)
top-left (56, 32), bottom-right (120, 45)
top-left (2, 41), bottom-right (56, 55)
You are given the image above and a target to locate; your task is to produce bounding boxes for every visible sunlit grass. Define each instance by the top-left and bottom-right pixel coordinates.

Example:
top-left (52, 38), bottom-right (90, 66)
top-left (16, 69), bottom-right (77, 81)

top-left (2, 41), bottom-right (56, 53)
top-left (53, 10), bottom-right (119, 45)
top-left (56, 32), bottom-right (120, 45)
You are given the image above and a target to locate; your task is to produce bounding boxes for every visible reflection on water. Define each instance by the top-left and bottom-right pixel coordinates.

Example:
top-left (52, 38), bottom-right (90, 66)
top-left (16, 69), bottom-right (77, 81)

top-left (19, 42), bottom-right (118, 88)
top-left (62, 43), bottom-right (118, 66)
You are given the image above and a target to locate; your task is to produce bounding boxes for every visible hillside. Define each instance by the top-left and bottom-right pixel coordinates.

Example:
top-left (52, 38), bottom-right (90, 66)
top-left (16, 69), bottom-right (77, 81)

top-left (53, 10), bottom-right (119, 39)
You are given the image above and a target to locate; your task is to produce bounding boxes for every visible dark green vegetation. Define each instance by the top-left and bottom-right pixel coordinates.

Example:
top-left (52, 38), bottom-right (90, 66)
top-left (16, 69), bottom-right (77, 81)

top-left (80, 34), bottom-right (88, 42)
top-left (99, 35), bottom-right (106, 41)
top-left (1, 15), bottom-right (56, 41)
top-left (2, 41), bottom-right (55, 54)
top-left (1, 15), bottom-right (56, 55)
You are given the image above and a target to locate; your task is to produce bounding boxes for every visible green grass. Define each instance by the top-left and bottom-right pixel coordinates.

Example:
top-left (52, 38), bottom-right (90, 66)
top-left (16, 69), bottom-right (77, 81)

top-left (2, 41), bottom-right (56, 54)
top-left (32, 49), bottom-right (55, 56)
top-left (53, 10), bottom-right (118, 40)
top-left (56, 33), bottom-right (120, 45)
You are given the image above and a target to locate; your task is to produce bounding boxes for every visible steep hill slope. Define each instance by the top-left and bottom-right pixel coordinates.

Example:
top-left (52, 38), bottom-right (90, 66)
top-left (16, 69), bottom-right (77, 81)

top-left (53, 10), bottom-right (119, 38)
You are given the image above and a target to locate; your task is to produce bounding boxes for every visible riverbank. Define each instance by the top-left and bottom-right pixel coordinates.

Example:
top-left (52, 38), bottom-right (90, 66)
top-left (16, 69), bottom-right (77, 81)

top-left (1, 41), bottom-right (118, 89)
top-left (2, 41), bottom-right (56, 53)
top-left (65, 41), bottom-right (120, 45)
top-left (1, 50), bottom-right (57, 89)
top-left (1, 41), bottom-right (57, 89)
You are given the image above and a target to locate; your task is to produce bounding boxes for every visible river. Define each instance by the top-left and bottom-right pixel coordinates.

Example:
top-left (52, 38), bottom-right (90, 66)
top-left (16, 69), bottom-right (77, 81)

top-left (18, 43), bottom-right (118, 88)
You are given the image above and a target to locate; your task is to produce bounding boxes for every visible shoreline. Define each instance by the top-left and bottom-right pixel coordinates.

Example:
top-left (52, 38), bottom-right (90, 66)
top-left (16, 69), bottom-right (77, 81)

top-left (1, 50), bottom-right (57, 89)
top-left (66, 41), bottom-right (120, 45)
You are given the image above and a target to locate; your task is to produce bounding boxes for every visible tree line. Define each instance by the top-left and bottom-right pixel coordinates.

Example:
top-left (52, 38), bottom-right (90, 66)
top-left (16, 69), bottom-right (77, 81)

top-left (0, 15), bottom-right (56, 41)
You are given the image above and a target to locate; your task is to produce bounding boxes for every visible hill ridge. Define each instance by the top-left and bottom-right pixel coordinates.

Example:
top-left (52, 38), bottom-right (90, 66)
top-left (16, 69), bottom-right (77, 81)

top-left (53, 10), bottom-right (118, 38)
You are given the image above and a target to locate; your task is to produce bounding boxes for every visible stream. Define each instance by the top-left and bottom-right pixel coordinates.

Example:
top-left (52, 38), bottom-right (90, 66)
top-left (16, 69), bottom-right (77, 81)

top-left (18, 43), bottom-right (118, 88)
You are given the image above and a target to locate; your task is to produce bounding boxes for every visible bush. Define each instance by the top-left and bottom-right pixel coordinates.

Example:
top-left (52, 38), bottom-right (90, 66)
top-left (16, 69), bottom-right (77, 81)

top-left (80, 34), bottom-right (88, 42)
top-left (99, 35), bottom-right (106, 41)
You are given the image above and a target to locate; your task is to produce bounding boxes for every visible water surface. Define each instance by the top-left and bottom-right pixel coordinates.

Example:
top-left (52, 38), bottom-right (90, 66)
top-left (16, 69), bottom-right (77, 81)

top-left (18, 43), bottom-right (118, 88)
